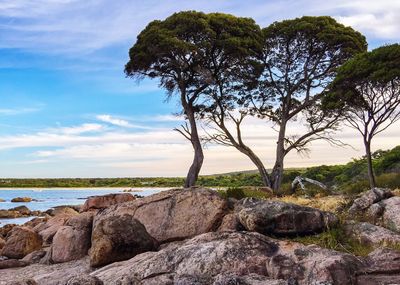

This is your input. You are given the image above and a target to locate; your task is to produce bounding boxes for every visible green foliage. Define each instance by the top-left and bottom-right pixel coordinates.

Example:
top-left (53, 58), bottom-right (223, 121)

top-left (218, 187), bottom-right (271, 200)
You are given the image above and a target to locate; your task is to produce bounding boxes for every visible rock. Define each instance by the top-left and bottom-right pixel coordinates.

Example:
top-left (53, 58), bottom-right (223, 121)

top-left (90, 213), bottom-right (157, 267)
top-left (0, 236), bottom-right (5, 250)
top-left (0, 259), bottom-right (30, 269)
top-left (344, 220), bottom-right (400, 247)
top-left (94, 188), bottom-right (228, 243)
top-left (0, 257), bottom-right (91, 284)
top-left (217, 213), bottom-right (243, 232)
top-left (381, 196), bottom-right (400, 233)
top-left (81, 193), bottom-right (135, 212)
top-left (5, 280), bottom-right (37, 285)
top-left (34, 212), bottom-right (78, 245)
top-left (2, 227), bottom-right (42, 259)
top-left (92, 231), bottom-right (362, 285)
top-left (5, 280), bottom-right (38, 285)
top-left (9, 206), bottom-right (31, 215)
top-left (365, 203), bottom-right (385, 222)
top-left (46, 206), bottom-right (79, 217)
top-left (357, 247), bottom-right (400, 284)
top-left (65, 275), bottom-right (104, 285)
top-left (0, 224), bottom-right (16, 238)
top-left (21, 250), bottom-right (47, 264)
top-left (51, 212), bottom-right (94, 263)
top-left (11, 197), bottom-right (33, 203)
top-left (0, 209), bottom-right (21, 218)
top-left (0, 198), bottom-right (5, 202)
top-left (236, 198), bottom-right (338, 236)
top-left (213, 273), bottom-right (288, 285)
top-left (23, 217), bottom-right (48, 228)
top-left (348, 188), bottom-right (393, 214)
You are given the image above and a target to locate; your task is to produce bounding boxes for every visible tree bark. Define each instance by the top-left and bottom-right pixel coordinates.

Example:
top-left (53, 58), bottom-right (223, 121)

top-left (184, 105), bottom-right (204, 188)
top-left (364, 138), bottom-right (376, 189)
top-left (271, 122), bottom-right (287, 192)
top-left (239, 146), bottom-right (271, 187)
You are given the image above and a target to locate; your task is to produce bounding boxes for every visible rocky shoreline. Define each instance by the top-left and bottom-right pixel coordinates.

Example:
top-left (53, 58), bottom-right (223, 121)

top-left (0, 189), bottom-right (400, 284)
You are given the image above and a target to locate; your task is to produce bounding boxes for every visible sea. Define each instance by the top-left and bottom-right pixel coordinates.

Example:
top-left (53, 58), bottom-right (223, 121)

top-left (0, 188), bottom-right (166, 226)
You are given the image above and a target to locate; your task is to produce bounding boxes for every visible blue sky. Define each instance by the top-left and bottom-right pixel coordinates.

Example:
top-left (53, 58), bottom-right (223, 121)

top-left (0, 0), bottom-right (399, 178)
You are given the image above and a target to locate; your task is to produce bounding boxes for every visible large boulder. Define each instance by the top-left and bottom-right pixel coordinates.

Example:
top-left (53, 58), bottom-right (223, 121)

top-left (348, 188), bottom-right (393, 215)
top-left (357, 248), bottom-right (400, 284)
top-left (81, 193), bottom-right (135, 212)
top-left (381, 196), bottom-right (400, 233)
top-left (92, 231), bottom-right (362, 285)
top-left (93, 188), bottom-right (228, 243)
top-left (236, 198), bottom-right (338, 236)
top-left (344, 220), bottom-right (400, 247)
top-left (1, 227), bottom-right (42, 259)
top-left (34, 212), bottom-right (78, 245)
top-left (51, 212), bottom-right (94, 263)
top-left (90, 213), bottom-right (157, 267)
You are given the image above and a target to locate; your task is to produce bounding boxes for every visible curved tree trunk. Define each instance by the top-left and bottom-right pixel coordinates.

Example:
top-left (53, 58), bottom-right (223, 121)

top-left (364, 139), bottom-right (376, 189)
top-left (184, 106), bottom-right (204, 188)
top-left (239, 146), bottom-right (271, 188)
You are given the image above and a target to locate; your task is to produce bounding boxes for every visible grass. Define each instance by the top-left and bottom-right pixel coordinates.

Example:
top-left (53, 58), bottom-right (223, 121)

top-left (291, 225), bottom-right (374, 257)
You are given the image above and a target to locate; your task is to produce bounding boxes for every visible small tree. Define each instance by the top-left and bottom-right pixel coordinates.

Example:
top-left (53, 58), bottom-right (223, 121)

top-left (329, 44), bottom-right (400, 188)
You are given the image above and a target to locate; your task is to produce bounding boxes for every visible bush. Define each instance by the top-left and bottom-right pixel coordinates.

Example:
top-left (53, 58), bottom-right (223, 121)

top-left (218, 187), bottom-right (272, 200)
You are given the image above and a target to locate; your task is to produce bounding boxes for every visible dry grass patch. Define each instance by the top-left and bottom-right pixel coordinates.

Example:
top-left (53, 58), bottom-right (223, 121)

top-left (274, 195), bottom-right (348, 213)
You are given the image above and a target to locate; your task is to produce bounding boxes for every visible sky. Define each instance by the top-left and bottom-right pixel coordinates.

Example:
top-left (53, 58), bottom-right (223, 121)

top-left (0, 0), bottom-right (399, 178)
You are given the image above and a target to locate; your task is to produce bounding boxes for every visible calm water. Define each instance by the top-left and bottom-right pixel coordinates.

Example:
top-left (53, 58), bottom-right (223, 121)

top-left (0, 188), bottom-right (166, 226)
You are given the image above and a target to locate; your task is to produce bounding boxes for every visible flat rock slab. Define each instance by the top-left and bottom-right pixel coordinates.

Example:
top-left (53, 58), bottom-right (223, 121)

top-left (357, 248), bottom-right (400, 285)
top-left (92, 231), bottom-right (362, 285)
top-left (236, 197), bottom-right (338, 236)
top-left (0, 257), bottom-right (91, 285)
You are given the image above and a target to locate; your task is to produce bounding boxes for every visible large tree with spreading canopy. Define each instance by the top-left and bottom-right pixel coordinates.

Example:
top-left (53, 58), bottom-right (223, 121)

top-left (125, 11), bottom-right (262, 187)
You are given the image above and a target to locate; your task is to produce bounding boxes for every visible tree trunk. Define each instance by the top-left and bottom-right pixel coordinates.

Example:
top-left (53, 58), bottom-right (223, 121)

top-left (364, 139), bottom-right (376, 189)
top-left (184, 106), bottom-right (204, 188)
top-left (271, 122), bottom-right (287, 192)
top-left (240, 147), bottom-right (271, 187)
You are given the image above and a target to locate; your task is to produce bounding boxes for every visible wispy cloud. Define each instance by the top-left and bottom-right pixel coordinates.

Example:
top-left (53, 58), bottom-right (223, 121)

top-left (96, 114), bottom-right (131, 127)
top-left (0, 107), bottom-right (42, 115)
top-left (53, 123), bottom-right (105, 135)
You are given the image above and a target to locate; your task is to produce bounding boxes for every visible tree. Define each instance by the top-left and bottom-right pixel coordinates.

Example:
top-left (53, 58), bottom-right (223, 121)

top-left (202, 16), bottom-right (366, 192)
top-left (252, 16), bottom-right (367, 192)
top-left (328, 44), bottom-right (400, 188)
top-left (125, 11), bottom-right (262, 187)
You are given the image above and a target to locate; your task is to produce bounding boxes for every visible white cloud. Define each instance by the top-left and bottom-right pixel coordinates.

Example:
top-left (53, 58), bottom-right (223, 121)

top-left (50, 123), bottom-right (105, 135)
top-left (96, 114), bottom-right (131, 127)
top-left (0, 107), bottom-right (42, 115)
top-left (1, 0), bottom-right (399, 58)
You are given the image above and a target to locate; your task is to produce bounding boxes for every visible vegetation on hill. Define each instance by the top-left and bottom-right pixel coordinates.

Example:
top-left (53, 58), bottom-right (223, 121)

top-left (1, 145), bottom-right (399, 191)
